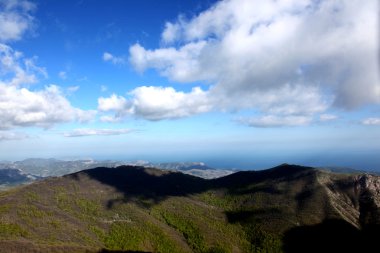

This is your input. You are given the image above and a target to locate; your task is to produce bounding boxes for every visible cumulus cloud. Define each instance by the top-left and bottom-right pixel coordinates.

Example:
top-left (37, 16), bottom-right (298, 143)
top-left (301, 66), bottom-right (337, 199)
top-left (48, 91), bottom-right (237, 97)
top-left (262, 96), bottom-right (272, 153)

top-left (64, 128), bottom-right (132, 137)
top-left (0, 44), bottom-right (95, 129)
top-left (98, 83), bottom-right (326, 124)
top-left (98, 86), bottom-right (211, 121)
top-left (362, 118), bottom-right (380, 126)
top-left (126, 0), bottom-right (379, 125)
top-left (161, 22), bottom-right (181, 44)
top-left (0, 0), bottom-right (96, 130)
top-left (98, 93), bottom-right (128, 112)
top-left (0, 131), bottom-right (28, 141)
top-left (0, 0), bottom-right (36, 42)
top-left (0, 84), bottom-right (96, 129)
top-left (129, 42), bottom-right (209, 82)
top-left (102, 52), bottom-right (125, 65)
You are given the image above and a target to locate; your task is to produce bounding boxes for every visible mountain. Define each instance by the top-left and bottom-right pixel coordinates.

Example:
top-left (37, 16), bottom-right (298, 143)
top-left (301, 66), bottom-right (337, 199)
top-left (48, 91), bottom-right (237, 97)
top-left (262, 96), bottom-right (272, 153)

top-left (152, 162), bottom-right (235, 179)
top-left (153, 162), bottom-right (214, 171)
top-left (0, 164), bottom-right (379, 253)
top-left (5, 158), bottom-right (126, 177)
top-left (0, 168), bottom-right (38, 189)
top-left (0, 159), bottom-right (235, 189)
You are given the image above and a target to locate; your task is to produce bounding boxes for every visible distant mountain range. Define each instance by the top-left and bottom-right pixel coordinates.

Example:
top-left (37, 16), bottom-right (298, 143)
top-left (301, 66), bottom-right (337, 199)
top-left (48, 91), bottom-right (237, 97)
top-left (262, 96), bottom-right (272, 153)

top-left (0, 159), bottom-right (236, 189)
top-left (0, 163), bottom-right (379, 252)
top-left (1, 158), bottom-right (378, 190)
top-left (0, 168), bottom-right (37, 188)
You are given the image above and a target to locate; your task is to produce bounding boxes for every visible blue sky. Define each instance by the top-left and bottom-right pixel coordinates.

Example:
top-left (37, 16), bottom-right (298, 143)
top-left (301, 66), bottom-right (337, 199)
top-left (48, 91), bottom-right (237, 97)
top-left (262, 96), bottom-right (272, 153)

top-left (0, 0), bottom-right (379, 170)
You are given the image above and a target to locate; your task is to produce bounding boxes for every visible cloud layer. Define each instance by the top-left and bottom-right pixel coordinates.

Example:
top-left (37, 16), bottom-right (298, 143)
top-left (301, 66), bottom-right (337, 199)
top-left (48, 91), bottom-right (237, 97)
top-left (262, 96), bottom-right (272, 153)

top-left (0, 131), bottom-right (28, 141)
top-left (362, 118), bottom-right (380, 126)
top-left (64, 128), bottom-right (132, 137)
top-left (110, 0), bottom-right (379, 126)
top-left (239, 115), bottom-right (312, 128)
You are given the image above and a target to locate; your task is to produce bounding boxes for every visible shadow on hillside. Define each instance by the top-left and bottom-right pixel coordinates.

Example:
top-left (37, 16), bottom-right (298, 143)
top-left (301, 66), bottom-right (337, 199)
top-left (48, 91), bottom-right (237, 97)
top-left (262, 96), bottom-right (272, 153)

top-left (99, 249), bottom-right (151, 253)
top-left (69, 164), bottom-right (316, 209)
top-left (70, 166), bottom-right (210, 208)
top-left (226, 208), bottom-right (282, 224)
top-left (68, 165), bottom-right (380, 253)
top-left (283, 219), bottom-right (380, 253)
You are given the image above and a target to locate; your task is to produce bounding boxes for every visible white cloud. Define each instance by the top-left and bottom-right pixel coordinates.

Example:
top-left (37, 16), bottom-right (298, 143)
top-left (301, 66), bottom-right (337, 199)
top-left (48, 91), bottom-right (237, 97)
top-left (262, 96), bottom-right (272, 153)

top-left (0, 83), bottom-right (96, 129)
top-left (0, 43), bottom-right (47, 86)
top-left (58, 71), bottom-right (67, 80)
top-left (0, 44), bottom-right (95, 129)
top-left (130, 86), bottom-right (211, 120)
top-left (103, 52), bottom-right (113, 61)
top-left (319, 114), bottom-right (337, 121)
top-left (0, 0), bottom-right (36, 42)
top-left (161, 22), bottom-right (181, 44)
top-left (240, 115), bottom-right (312, 128)
top-left (98, 86), bottom-right (211, 121)
top-left (98, 83), bottom-right (326, 125)
top-left (100, 115), bottom-right (122, 123)
top-left (362, 118), bottom-right (380, 126)
top-left (214, 84), bottom-right (328, 116)
top-left (0, 1), bottom-right (96, 130)
top-left (67, 85), bottom-right (79, 92)
top-left (98, 93), bottom-right (128, 112)
top-left (64, 128), bottom-right (132, 137)
top-left (0, 131), bottom-right (28, 141)
top-left (128, 0), bottom-right (379, 122)
top-left (102, 52), bottom-right (125, 65)
top-left (129, 42), bottom-right (209, 82)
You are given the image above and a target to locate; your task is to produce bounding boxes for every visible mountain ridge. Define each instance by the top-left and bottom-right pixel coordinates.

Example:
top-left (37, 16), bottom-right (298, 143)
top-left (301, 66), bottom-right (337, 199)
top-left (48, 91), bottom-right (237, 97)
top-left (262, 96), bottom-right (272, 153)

top-left (0, 164), bottom-right (379, 252)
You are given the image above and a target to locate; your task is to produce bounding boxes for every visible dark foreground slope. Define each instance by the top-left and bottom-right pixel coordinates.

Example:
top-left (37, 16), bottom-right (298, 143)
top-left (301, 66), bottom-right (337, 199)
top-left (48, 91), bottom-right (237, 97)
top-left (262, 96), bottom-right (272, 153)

top-left (0, 164), bottom-right (379, 253)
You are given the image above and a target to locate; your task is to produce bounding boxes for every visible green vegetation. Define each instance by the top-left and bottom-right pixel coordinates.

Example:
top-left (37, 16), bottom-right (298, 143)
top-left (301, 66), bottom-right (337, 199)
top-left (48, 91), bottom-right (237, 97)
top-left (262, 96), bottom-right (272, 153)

top-left (245, 224), bottom-right (282, 253)
top-left (75, 198), bottom-right (100, 216)
top-left (47, 219), bottom-right (62, 229)
top-left (0, 165), bottom-right (378, 252)
top-left (0, 204), bottom-right (10, 214)
top-left (18, 205), bottom-right (48, 219)
top-left (161, 211), bottom-right (206, 252)
top-left (103, 221), bottom-right (185, 252)
top-left (54, 188), bottom-right (72, 212)
top-left (0, 222), bottom-right (28, 238)
top-left (104, 222), bottom-right (144, 250)
top-left (199, 191), bottom-right (235, 210)
top-left (25, 191), bottom-right (40, 202)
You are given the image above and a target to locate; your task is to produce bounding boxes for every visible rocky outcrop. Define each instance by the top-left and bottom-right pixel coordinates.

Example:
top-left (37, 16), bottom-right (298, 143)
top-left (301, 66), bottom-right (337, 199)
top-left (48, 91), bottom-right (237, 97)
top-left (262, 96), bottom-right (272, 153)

top-left (357, 174), bottom-right (380, 225)
top-left (320, 172), bottom-right (380, 228)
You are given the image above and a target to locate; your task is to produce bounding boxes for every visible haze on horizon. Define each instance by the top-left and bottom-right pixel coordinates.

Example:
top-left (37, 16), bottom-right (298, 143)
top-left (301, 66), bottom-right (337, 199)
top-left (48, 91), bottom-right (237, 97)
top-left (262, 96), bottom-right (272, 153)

top-left (0, 0), bottom-right (379, 170)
